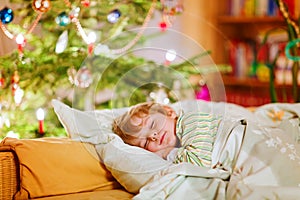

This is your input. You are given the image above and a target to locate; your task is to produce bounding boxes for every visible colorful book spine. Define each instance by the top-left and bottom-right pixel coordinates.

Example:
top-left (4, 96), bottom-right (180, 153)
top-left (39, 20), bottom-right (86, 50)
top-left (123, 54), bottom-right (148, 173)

top-left (230, 0), bottom-right (243, 16)
top-left (268, 0), bottom-right (278, 16)
top-left (228, 39), bottom-right (239, 76)
top-left (255, 0), bottom-right (268, 16)
top-left (228, 39), bottom-right (255, 78)
top-left (227, 0), bottom-right (288, 17)
top-left (242, 0), bottom-right (255, 16)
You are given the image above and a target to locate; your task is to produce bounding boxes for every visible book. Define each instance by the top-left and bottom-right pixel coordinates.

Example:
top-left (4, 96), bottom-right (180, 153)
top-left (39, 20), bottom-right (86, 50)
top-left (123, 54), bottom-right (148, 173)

top-left (242, 0), bottom-right (255, 16)
top-left (268, 0), bottom-right (278, 16)
top-left (255, 0), bottom-right (268, 16)
top-left (228, 0), bottom-right (287, 17)
top-left (230, 0), bottom-right (243, 16)
top-left (228, 39), bottom-right (255, 78)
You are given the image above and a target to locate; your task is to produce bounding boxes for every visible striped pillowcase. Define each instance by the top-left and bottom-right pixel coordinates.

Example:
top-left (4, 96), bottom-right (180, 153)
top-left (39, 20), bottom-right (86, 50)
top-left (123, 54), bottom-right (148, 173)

top-left (174, 112), bottom-right (221, 167)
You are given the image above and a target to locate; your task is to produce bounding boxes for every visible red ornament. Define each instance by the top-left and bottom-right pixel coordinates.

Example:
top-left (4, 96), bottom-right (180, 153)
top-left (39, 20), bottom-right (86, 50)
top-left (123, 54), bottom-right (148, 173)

top-left (0, 71), bottom-right (5, 88)
top-left (159, 21), bottom-right (167, 31)
top-left (88, 43), bottom-right (94, 55)
top-left (81, 0), bottom-right (90, 7)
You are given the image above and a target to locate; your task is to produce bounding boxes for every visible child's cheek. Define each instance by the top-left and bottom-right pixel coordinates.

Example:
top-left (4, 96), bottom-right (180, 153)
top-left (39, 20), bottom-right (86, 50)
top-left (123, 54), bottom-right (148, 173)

top-left (147, 143), bottom-right (159, 152)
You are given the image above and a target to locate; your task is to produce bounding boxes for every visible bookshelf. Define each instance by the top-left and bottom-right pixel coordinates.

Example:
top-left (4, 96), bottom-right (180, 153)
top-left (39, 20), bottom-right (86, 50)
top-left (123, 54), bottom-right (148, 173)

top-left (215, 0), bottom-right (300, 106)
top-left (222, 75), bottom-right (296, 106)
top-left (218, 16), bottom-right (285, 24)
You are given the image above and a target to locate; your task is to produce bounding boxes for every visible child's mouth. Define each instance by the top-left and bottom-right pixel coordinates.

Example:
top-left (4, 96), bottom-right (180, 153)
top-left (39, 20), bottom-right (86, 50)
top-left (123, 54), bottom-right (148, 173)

top-left (160, 132), bottom-right (166, 145)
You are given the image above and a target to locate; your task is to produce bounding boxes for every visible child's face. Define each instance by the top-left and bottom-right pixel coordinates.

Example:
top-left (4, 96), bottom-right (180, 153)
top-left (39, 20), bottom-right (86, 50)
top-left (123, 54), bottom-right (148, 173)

top-left (128, 112), bottom-right (178, 153)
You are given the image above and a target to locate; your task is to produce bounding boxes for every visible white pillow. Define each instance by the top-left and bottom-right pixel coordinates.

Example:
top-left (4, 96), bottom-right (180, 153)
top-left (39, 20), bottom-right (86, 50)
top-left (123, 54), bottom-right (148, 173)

top-left (51, 99), bottom-right (171, 193)
top-left (51, 99), bottom-right (128, 140)
top-left (52, 99), bottom-right (253, 139)
top-left (95, 139), bottom-right (172, 193)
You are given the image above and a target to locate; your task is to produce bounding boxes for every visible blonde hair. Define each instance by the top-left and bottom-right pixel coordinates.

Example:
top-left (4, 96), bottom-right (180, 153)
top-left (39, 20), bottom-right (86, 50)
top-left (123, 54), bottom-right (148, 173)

top-left (112, 102), bottom-right (175, 143)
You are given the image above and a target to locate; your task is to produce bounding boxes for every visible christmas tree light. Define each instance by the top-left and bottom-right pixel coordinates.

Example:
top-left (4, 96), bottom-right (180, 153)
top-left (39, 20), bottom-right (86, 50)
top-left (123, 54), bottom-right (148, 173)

top-left (36, 108), bottom-right (45, 134)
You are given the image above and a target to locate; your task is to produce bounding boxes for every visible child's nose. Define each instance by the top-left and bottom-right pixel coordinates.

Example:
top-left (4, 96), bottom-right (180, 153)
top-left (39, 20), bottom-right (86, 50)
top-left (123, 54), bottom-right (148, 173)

top-left (149, 132), bottom-right (158, 142)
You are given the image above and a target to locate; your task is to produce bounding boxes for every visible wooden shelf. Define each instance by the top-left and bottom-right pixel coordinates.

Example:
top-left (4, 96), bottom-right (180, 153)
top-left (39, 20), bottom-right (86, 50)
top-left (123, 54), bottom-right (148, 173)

top-left (222, 75), bottom-right (268, 88)
top-left (222, 75), bottom-right (296, 88)
top-left (218, 16), bottom-right (285, 24)
top-left (220, 75), bottom-right (297, 106)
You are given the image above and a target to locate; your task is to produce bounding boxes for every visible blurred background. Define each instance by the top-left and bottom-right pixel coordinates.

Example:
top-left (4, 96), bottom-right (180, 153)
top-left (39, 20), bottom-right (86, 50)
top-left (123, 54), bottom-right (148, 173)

top-left (0, 0), bottom-right (299, 138)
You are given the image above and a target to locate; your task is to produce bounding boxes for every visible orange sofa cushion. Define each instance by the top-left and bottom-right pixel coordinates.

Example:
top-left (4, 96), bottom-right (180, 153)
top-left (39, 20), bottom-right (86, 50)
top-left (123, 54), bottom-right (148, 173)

top-left (0, 137), bottom-right (122, 199)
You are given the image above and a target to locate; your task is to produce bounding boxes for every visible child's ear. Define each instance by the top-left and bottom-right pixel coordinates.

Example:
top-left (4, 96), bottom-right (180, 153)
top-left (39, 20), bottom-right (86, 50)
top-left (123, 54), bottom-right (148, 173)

top-left (163, 106), bottom-right (177, 119)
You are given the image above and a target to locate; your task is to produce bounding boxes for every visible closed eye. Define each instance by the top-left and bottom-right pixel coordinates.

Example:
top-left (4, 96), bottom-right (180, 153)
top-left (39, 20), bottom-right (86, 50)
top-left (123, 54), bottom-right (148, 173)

top-left (150, 120), bottom-right (155, 129)
top-left (146, 118), bottom-right (155, 129)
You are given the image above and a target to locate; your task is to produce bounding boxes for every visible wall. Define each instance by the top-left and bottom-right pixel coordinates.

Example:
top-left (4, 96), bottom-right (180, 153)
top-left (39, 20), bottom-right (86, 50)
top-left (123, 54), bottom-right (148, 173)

top-left (179, 0), bottom-right (226, 64)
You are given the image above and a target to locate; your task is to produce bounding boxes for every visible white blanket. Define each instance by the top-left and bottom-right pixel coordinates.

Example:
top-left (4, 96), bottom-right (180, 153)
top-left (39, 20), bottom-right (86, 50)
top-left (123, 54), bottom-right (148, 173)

top-left (134, 103), bottom-right (300, 200)
top-left (133, 117), bottom-right (246, 200)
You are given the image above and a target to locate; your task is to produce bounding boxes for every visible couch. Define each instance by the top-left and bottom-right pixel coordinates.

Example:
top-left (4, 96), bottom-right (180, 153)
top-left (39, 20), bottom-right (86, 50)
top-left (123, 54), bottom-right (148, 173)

top-left (0, 137), bottom-right (133, 200)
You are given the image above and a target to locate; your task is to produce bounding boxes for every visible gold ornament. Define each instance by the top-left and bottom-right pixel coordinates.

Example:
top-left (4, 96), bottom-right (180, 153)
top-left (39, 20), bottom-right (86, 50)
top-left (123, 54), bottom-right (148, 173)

top-left (277, 0), bottom-right (300, 38)
top-left (32, 0), bottom-right (51, 13)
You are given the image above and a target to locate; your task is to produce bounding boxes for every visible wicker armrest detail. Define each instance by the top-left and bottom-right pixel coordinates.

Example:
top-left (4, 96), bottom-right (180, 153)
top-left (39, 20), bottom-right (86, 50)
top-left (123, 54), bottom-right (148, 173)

top-left (0, 151), bottom-right (18, 200)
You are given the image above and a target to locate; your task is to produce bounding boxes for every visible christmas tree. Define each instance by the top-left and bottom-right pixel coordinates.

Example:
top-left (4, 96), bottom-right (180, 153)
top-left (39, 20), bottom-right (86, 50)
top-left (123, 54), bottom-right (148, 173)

top-left (0, 0), bottom-right (211, 139)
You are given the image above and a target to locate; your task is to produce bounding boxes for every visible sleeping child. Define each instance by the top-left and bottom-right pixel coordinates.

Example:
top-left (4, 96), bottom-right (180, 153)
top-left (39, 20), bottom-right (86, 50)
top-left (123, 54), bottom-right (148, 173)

top-left (112, 101), bottom-right (221, 168)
